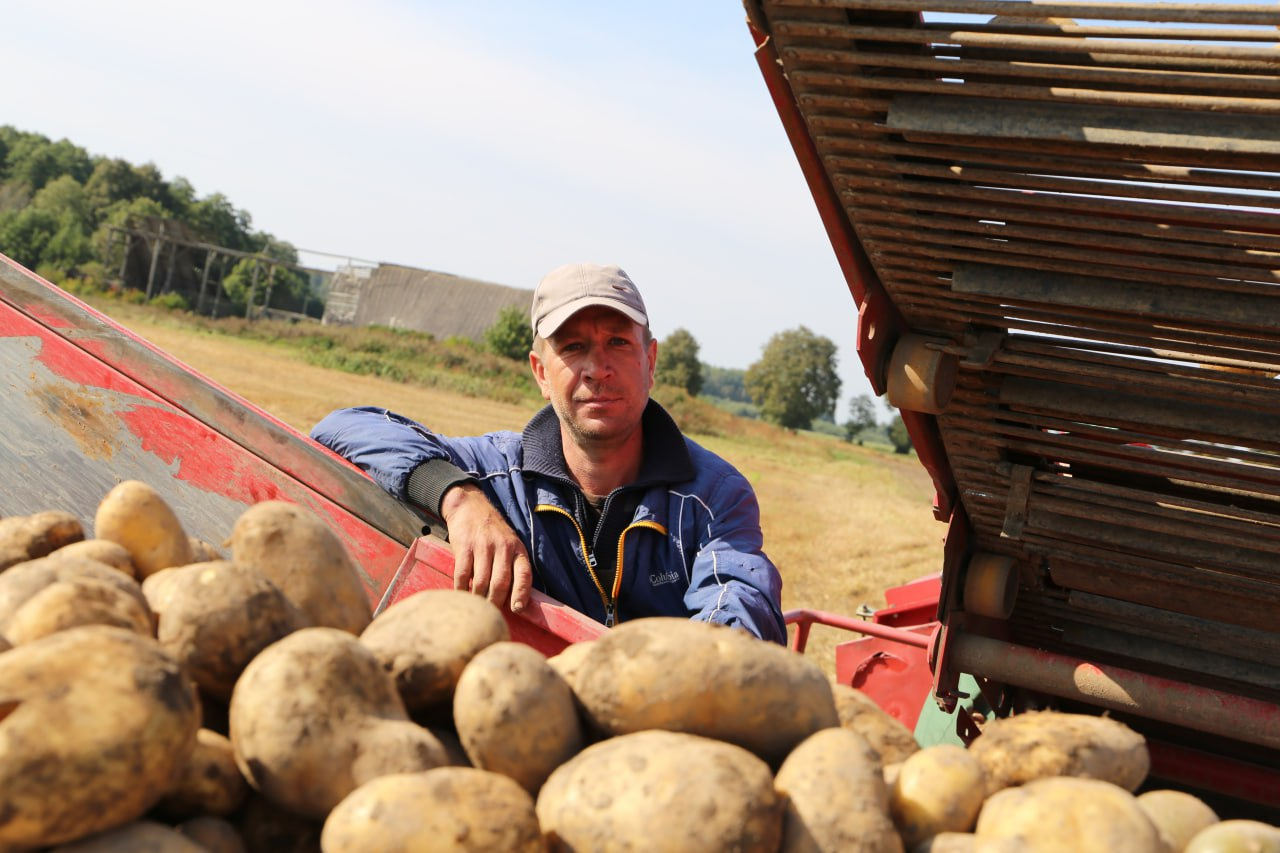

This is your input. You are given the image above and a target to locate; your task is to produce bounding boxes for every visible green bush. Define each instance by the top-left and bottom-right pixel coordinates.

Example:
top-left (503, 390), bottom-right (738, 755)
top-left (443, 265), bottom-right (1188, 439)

top-left (149, 292), bottom-right (189, 311)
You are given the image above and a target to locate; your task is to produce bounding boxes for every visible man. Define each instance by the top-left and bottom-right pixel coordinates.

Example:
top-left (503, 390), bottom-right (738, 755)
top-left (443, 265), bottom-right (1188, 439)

top-left (311, 262), bottom-right (786, 643)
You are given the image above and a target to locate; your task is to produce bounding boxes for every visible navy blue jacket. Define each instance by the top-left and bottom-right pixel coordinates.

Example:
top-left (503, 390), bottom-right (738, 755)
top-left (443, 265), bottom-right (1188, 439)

top-left (311, 402), bottom-right (787, 643)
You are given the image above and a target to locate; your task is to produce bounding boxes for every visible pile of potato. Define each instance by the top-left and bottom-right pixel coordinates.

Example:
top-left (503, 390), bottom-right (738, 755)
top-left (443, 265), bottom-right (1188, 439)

top-left (1, 481), bottom-right (1278, 852)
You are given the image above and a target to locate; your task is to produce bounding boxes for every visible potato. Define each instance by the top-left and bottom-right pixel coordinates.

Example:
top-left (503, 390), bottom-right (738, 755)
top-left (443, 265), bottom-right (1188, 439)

top-left (832, 681), bottom-right (921, 764)
top-left (229, 627), bottom-right (449, 819)
top-left (453, 641), bottom-right (582, 793)
top-left (537, 730), bottom-right (783, 852)
top-left (0, 509), bottom-right (83, 570)
top-left (775, 727), bottom-right (902, 852)
top-left (50, 820), bottom-right (207, 852)
top-left (546, 638), bottom-right (595, 687)
top-left (0, 554), bottom-right (149, 632)
top-left (0, 626), bottom-right (201, 848)
top-left (1186, 820), bottom-right (1280, 853)
top-left (52, 538), bottom-right (136, 577)
top-left (884, 761), bottom-right (903, 790)
top-left (157, 728), bottom-right (249, 819)
top-left (1137, 789), bottom-right (1219, 852)
top-left (359, 588), bottom-right (509, 713)
top-left (188, 536), bottom-right (224, 562)
top-left (975, 777), bottom-right (1163, 852)
top-left (890, 744), bottom-right (986, 848)
top-left (911, 833), bottom-right (975, 852)
top-left (177, 817), bottom-right (248, 853)
top-left (570, 617), bottom-right (838, 764)
top-left (322, 768), bottom-right (542, 852)
top-left (3, 575), bottom-right (153, 645)
top-left (968, 710), bottom-right (1149, 795)
top-left (229, 501), bottom-right (371, 635)
top-left (143, 560), bottom-right (305, 701)
top-left (94, 480), bottom-right (195, 579)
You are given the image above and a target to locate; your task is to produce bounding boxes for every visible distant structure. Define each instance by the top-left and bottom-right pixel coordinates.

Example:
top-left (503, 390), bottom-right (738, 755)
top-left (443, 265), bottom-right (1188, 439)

top-left (322, 263), bottom-right (532, 341)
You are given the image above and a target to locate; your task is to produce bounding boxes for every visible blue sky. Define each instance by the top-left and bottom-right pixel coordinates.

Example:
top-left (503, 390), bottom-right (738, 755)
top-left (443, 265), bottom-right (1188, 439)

top-left (8, 1), bottom-right (881, 413)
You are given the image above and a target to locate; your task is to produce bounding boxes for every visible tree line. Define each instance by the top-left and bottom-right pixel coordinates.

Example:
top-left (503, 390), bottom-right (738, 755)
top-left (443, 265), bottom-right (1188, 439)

top-left (2, 124), bottom-right (910, 451)
top-left (0, 125), bottom-right (313, 317)
top-left (484, 305), bottom-right (911, 452)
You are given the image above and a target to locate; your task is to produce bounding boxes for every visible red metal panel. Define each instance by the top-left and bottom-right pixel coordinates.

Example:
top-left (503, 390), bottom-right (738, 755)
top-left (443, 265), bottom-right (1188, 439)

top-left (835, 630), bottom-right (936, 730)
top-left (0, 254), bottom-right (428, 548)
top-left (875, 573), bottom-right (942, 628)
top-left (0, 265), bottom-right (409, 600)
top-left (785, 607), bottom-right (938, 728)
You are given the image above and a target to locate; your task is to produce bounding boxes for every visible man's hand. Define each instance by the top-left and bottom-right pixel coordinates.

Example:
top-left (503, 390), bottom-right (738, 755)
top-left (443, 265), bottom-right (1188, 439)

top-left (439, 483), bottom-right (533, 613)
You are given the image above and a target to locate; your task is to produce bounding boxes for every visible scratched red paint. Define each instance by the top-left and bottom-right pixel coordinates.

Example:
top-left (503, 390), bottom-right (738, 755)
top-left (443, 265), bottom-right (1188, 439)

top-left (0, 258), bottom-right (87, 331)
top-left (0, 299), bottom-right (150, 391)
top-left (118, 407), bottom-right (285, 504)
top-left (3, 292), bottom-right (409, 600)
top-left (115, 403), bottom-right (408, 593)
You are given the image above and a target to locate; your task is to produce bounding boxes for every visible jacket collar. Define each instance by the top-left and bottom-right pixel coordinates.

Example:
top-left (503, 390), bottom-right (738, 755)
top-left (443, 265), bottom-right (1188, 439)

top-left (521, 399), bottom-right (696, 487)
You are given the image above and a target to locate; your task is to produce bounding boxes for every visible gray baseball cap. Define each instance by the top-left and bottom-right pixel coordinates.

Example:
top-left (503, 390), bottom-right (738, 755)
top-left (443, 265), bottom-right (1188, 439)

top-left (531, 262), bottom-right (649, 339)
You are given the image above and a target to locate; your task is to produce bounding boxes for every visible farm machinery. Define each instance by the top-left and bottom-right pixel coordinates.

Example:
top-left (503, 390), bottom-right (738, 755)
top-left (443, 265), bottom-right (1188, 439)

top-left (745, 0), bottom-right (1280, 814)
top-left (1, 0), bottom-right (1277, 824)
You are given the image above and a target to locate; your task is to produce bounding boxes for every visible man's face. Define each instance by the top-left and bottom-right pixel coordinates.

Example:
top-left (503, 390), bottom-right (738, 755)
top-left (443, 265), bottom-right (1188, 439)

top-left (530, 305), bottom-right (657, 448)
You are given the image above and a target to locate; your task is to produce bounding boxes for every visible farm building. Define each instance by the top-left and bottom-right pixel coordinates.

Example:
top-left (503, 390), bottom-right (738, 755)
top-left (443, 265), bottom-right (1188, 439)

top-left (322, 263), bottom-right (533, 341)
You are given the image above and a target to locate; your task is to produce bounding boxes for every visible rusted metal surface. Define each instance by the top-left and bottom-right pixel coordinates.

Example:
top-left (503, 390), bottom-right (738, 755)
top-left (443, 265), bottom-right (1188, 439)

top-left (0, 265), bottom-right (426, 591)
top-left (0, 256), bottom-right (431, 548)
top-left (752, 0), bottom-right (1280, 794)
top-left (951, 632), bottom-right (1280, 753)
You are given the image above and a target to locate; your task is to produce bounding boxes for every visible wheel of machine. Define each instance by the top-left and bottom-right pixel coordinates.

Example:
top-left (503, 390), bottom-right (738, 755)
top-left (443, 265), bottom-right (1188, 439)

top-left (964, 552), bottom-right (1017, 620)
top-left (886, 334), bottom-right (958, 415)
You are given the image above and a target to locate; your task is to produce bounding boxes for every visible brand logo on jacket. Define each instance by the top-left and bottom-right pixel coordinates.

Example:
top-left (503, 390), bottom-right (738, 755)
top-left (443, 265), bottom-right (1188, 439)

top-left (649, 570), bottom-right (680, 586)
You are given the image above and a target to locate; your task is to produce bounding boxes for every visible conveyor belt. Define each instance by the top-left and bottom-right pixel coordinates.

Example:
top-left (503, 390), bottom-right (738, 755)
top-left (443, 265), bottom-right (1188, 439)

top-left (752, 0), bottom-right (1280, 707)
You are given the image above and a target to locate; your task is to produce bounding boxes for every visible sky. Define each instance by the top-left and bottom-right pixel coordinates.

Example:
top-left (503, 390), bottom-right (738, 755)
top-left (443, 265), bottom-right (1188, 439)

top-left (6, 1), bottom-right (881, 414)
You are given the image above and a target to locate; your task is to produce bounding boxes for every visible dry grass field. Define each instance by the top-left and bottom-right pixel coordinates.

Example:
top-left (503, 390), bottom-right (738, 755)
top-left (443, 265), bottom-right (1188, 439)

top-left (109, 305), bottom-right (945, 671)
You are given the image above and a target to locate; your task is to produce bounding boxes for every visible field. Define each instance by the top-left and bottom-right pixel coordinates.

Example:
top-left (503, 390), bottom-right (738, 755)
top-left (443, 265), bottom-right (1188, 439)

top-left (98, 301), bottom-right (945, 670)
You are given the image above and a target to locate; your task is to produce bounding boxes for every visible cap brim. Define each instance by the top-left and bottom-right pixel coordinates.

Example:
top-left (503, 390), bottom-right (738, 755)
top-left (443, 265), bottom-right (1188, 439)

top-left (535, 298), bottom-right (648, 339)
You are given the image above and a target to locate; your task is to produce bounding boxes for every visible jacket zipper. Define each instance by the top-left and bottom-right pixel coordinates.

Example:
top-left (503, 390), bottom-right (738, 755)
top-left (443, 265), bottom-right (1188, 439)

top-left (535, 506), bottom-right (668, 628)
top-left (536, 505), bottom-right (614, 625)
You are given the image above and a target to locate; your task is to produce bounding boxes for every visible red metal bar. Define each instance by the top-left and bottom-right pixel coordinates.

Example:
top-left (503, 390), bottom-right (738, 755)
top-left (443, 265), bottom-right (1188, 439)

top-left (784, 607), bottom-right (935, 653)
top-left (950, 632), bottom-right (1280, 752)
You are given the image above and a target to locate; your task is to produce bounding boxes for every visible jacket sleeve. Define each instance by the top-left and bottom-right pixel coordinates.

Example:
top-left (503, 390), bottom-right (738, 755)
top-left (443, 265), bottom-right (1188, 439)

top-left (310, 407), bottom-right (464, 502)
top-left (682, 469), bottom-right (788, 645)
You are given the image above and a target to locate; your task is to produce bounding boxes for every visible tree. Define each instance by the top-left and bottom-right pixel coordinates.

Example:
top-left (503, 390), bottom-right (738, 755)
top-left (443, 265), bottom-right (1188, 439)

top-left (484, 304), bottom-right (532, 361)
top-left (701, 364), bottom-right (748, 403)
top-left (888, 413), bottom-right (913, 454)
top-left (844, 393), bottom-right (879, 444)
top-left (744, 326), bottom-right (841, 430)
top-left (655, 327), bottom-right (703, 396)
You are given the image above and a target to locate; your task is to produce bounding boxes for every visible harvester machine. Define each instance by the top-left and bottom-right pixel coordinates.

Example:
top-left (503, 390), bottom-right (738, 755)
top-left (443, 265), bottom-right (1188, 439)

top-left (744, 0), bottom-right (1280, 813)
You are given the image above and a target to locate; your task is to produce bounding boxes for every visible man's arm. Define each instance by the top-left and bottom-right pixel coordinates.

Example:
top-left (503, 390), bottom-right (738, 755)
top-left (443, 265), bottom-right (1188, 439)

top-left (682, 471), bottom-right (788, 645)
top-left (311, 407), bottom-right (533, 612)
